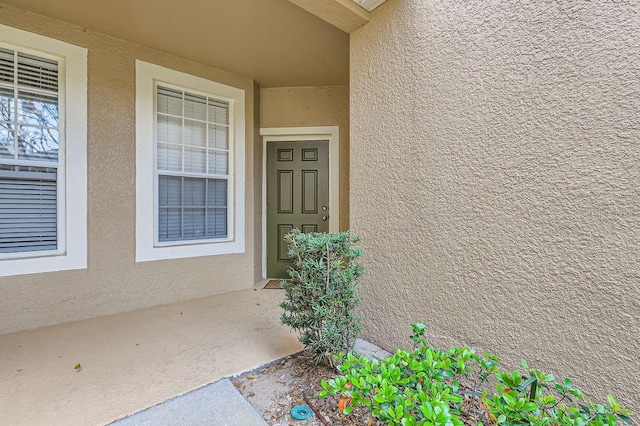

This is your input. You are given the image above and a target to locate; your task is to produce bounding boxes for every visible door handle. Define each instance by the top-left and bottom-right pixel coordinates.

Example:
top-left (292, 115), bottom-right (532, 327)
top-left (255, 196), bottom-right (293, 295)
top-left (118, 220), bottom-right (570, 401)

top-left (322, 215), bottom-right (329, 221)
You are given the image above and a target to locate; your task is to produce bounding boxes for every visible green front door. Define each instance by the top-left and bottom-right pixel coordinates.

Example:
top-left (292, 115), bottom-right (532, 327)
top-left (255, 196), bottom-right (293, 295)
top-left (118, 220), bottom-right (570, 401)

top-left (266, 140), bottom-right (329, 278)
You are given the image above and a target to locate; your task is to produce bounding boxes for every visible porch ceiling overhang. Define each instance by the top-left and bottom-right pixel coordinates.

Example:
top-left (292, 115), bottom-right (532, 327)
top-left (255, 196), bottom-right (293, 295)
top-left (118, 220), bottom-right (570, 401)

top-left (288, 0), bottom-right (370, 33)
top-left (0, 0), bottom-right (349, 87)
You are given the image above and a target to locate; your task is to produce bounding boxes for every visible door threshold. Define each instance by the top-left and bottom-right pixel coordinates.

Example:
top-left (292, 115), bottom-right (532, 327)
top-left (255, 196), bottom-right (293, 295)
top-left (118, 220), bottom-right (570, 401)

top-left (263, 279), bottom-right (285, 289)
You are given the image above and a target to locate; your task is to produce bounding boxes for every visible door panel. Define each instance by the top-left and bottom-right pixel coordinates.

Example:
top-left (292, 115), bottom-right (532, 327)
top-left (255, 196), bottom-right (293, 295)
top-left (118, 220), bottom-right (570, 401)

top-left (277, 224), bottom-right (293, 262)
top-left (301, 224), bottom-right (318, 233)
top-left (267, 140), bottom-right (329, 278)
top-left (277, 171), bottom-right (293, 213)
top-left (302, 171), bottom-right (318, 214)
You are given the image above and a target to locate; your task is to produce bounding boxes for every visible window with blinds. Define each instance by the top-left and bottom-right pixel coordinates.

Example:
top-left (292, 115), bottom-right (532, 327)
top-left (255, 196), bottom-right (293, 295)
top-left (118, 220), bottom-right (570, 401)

top-left (0, 47), bottom-right (60, 254)
top-left (155, 85), bottom-right (230, 242)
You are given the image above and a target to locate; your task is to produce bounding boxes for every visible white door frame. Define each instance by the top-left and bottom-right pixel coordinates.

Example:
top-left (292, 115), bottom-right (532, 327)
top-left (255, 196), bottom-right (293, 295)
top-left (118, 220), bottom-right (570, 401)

top-left (260, 126), bottom-right (340, 279)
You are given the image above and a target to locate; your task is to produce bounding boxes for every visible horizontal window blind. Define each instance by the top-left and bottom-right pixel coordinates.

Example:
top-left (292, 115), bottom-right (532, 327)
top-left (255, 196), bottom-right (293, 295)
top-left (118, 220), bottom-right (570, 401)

top-left (156, 85), bottom-right (230, 242)
top-left (16, 52), bottom-right (58, 92)
top-left (0, 170), bottom-right (57, 253)
top-left (0, 47), bottom-right (60, 255)
top-left (0, 48), bottom-right (15, 86)
top-left (158, 176), bottom-right (227, 241)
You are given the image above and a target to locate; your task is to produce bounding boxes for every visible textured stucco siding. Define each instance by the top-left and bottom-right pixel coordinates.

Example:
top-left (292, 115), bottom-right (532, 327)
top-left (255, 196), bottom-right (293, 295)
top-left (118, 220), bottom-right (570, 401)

top-left (351, 0), bottom-right (639, 412)
top-left (0, 4), bottom-right (257, 334)
top-left (260, 86), bottom-right (350, 231)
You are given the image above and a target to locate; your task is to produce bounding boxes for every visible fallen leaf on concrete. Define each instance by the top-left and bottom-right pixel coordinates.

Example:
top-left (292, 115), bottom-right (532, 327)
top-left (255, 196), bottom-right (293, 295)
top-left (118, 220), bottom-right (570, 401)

top-left (74, 363), bottom-right (82, 372)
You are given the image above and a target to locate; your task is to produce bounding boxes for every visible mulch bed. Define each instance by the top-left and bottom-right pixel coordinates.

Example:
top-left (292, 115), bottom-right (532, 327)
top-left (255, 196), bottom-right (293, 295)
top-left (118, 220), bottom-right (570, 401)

top-left (233, 350), bottom-right (382, 425)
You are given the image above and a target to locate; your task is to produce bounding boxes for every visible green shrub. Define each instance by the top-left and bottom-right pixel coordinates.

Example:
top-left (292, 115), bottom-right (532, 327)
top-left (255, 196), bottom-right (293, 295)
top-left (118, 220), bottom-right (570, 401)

top-left (319, 323), bottom-right (634, 426)
top-left (280, 229), bottom-right (364, 366)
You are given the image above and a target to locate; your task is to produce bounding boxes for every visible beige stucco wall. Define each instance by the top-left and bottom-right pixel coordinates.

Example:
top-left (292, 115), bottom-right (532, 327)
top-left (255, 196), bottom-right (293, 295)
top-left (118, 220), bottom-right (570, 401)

top-left (351, 0), bottom-right (639, 412)
top-left (260, 86), bottom-right (350, 231)
top-left (0, 4), bottom-right (257, 334)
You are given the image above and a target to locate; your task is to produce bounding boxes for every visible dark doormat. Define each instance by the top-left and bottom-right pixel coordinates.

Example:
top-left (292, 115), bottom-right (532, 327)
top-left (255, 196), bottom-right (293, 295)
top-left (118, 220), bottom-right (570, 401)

top-left (264, 279), bottom-right (284, 289)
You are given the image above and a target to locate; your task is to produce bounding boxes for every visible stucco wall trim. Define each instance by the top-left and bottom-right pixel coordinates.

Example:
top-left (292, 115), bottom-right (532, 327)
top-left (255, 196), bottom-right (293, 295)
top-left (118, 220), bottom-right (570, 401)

top-left (260, 126), bottom-right (340, 278)
top-left (135, 60), bottom-right (246, 262)
top-left (0, 23), bottom-right (88, 277)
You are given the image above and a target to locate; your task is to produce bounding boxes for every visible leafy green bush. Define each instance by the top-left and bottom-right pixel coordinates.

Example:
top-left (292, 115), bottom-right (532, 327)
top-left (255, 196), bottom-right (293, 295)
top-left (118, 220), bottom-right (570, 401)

top-left (280, 229), bottom-right (364, 366)
top-left (319, 323), bottom-right (634, 426)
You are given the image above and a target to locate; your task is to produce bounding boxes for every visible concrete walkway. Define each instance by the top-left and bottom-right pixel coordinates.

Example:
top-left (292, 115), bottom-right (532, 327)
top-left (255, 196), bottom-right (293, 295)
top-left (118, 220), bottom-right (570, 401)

top-left (0, 285), bottom-right (302, 426)
top-left (110, 379), bottom-right (267, 426)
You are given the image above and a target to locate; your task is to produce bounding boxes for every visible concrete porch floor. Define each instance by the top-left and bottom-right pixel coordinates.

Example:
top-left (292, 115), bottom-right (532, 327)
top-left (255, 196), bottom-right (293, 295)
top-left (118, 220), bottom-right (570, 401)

top-left (0, 284), bottom-right (302, 426)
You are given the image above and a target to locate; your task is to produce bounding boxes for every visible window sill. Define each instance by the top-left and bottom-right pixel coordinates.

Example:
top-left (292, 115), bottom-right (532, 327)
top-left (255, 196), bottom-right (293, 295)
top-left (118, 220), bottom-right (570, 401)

top-left (136, 238), bottom-right (245, 263)
top-left (0, 251), bottom-right (87, 277)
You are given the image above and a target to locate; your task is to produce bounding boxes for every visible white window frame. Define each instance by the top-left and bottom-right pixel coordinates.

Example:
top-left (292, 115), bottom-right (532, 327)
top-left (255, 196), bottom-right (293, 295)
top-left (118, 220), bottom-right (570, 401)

top-left (0, 24), bottom-right (87, 277)
top-left (135, 61), bottom-right (245, 262)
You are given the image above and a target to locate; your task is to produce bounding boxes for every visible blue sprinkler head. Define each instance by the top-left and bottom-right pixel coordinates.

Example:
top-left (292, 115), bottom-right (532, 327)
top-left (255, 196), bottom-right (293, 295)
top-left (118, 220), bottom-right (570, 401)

top-left (291, 404), bottom-right (313, 420)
